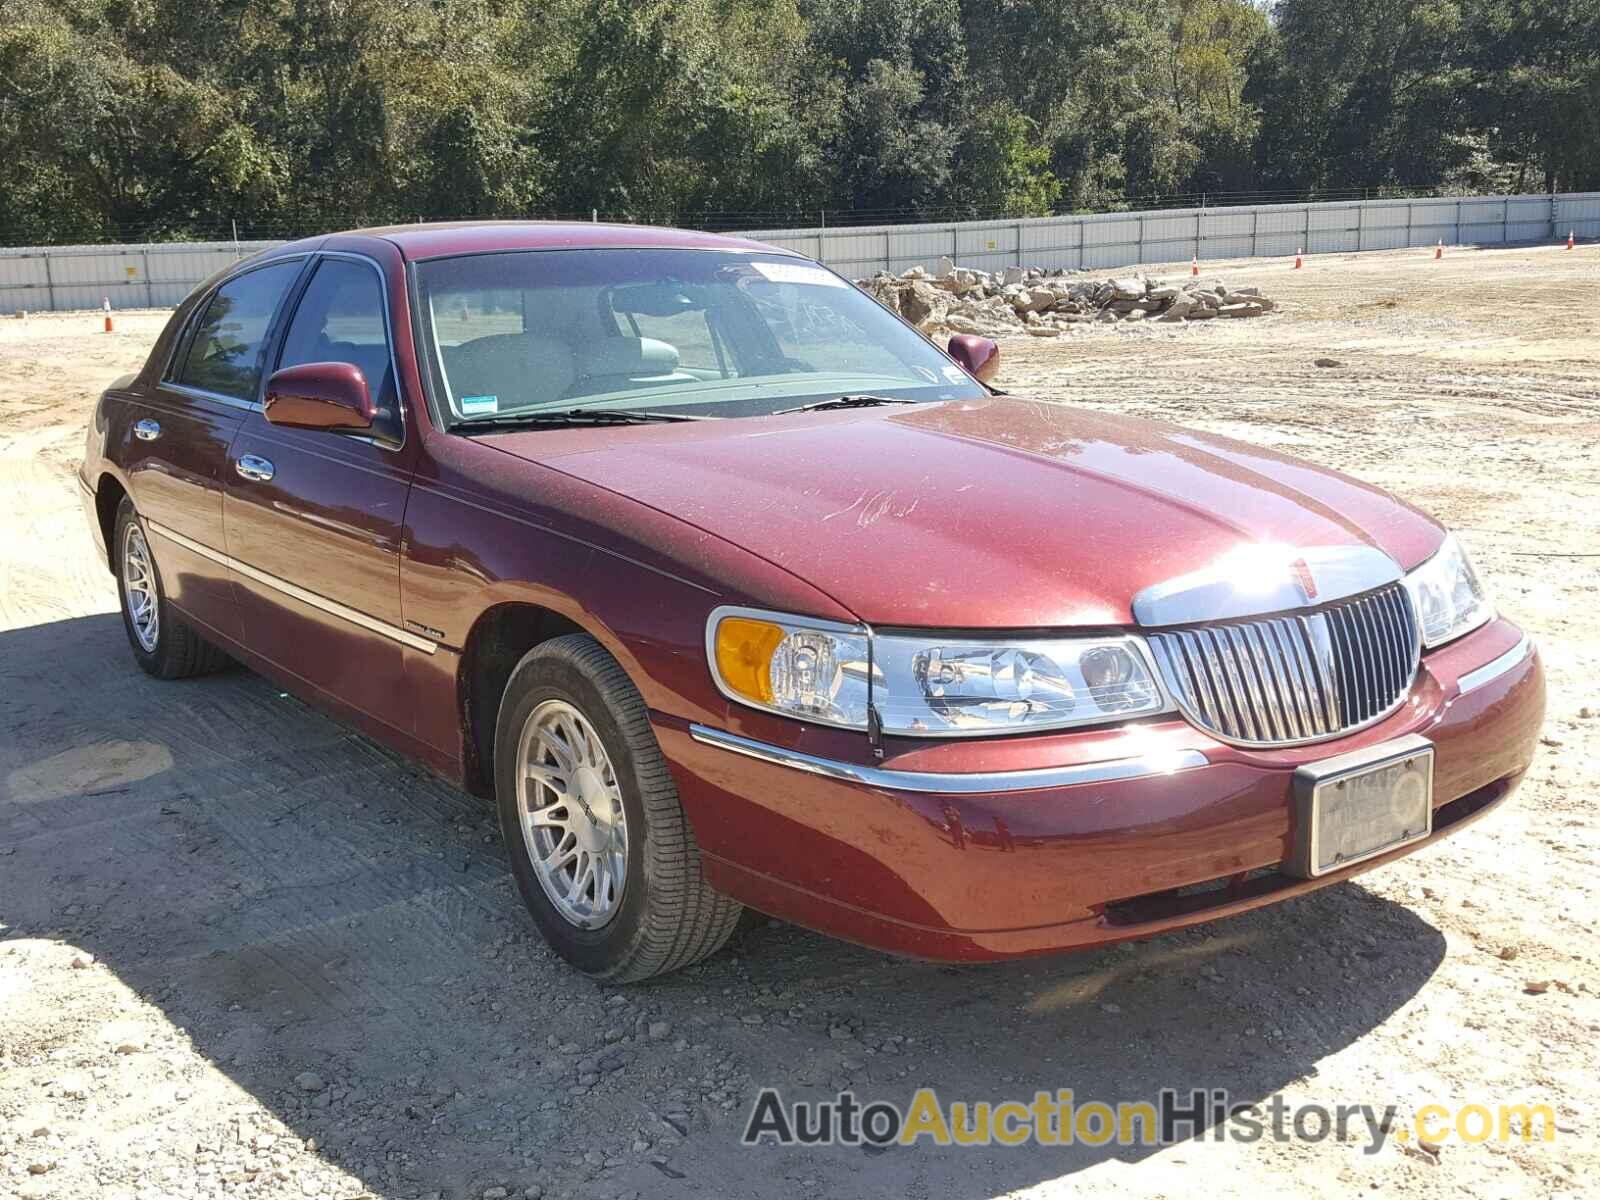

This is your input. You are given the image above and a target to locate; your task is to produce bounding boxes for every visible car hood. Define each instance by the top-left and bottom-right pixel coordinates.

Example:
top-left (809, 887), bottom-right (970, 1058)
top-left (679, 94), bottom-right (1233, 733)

top-left (485, 397), bottom-right (1445, 628)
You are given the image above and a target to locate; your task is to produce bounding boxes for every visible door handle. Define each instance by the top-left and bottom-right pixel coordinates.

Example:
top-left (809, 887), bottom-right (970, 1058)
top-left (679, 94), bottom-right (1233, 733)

top-left (133, 419), bottom-right (161, 442)
top-left (235, 454), bottom-right (275, 482)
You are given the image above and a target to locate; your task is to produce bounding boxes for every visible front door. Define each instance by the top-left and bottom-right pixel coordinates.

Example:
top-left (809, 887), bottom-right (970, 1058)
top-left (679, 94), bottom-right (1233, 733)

top-left (222, 253), bottom-right (418, 737)
top-left (132, 258), bottom-right (307, 642)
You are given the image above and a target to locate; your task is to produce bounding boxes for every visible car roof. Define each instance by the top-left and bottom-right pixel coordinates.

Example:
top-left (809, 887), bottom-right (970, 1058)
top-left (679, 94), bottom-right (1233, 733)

top-left (297, 220), bottom-right (802, 262)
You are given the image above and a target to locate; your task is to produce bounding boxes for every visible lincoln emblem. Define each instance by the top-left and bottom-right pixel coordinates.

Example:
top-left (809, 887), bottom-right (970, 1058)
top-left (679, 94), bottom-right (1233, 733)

top-left (1291, 556), bottom-right (1319, 601)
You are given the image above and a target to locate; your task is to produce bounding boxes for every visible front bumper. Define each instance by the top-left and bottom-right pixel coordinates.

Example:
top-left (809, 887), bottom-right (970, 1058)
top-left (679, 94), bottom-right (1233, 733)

top-left (661, 617), bottom-right (1544, 961)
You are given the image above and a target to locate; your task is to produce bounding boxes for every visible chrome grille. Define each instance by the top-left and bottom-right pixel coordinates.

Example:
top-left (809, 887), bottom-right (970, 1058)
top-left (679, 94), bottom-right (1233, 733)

top-left (1147, 584), bottom-right (1420, 746)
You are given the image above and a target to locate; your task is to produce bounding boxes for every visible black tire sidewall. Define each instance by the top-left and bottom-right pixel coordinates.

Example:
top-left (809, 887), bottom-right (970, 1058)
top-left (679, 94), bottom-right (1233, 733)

top-left (494, 647), bottom-right (654, 975)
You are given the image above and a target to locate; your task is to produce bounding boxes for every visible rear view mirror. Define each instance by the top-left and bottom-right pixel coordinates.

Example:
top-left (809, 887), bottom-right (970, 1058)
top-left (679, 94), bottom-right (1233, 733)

top-left (946, 334), bottom-right (1000, 384)
top-left (264, 362), bottom-right (375, 432)
top-left (609, 283), bottom-right (703, 317)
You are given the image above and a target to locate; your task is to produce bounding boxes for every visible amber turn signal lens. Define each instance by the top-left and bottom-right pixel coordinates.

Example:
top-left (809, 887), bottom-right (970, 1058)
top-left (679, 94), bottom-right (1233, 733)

top-left (714, 617), bottom-right (786, 704)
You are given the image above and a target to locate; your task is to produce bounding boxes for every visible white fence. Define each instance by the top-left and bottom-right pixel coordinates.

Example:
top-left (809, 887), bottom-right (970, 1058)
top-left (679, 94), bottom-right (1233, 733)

top-left (3, 193), bottom-right (1598, 313)
top-left (747, 191), bottom-right (1600, 278)
top-left (0, 240), bottom-right (278, 313)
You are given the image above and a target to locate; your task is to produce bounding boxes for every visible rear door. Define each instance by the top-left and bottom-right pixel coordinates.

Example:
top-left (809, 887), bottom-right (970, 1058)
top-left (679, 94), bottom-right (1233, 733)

top-left (129, 257), bottom-right (307, 641)
top-left (222, 251), bottom-right (420, 736)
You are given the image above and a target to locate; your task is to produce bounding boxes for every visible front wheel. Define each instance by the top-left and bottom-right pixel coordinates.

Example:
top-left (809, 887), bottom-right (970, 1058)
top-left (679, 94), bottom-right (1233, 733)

top-left (495, 634), bottom-right (741, 982)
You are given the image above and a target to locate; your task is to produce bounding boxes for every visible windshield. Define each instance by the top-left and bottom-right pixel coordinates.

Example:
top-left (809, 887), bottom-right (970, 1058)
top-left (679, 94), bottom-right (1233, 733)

top-left (412, 248), bottom-right (987, 425)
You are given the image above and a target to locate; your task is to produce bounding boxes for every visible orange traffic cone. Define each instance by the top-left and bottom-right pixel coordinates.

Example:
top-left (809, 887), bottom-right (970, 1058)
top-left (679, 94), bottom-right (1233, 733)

top-left (1434, 240), bottom-right (1443, 260)
top-left (1567, 230), bottom-right (1575, 250)
top-left (1293, 248), bottom-right (1303, 269)
top-left (102, 296), bottom-right (113, 334)
top-left (1191, 255), bottom-right (1199, 277)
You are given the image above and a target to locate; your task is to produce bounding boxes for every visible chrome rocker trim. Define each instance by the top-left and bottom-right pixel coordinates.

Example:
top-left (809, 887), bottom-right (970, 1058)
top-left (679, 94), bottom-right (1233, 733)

top-left (146, 520), bottom-right (438, 654)
top-left (1457, 634), bottom-right (1533, 696)
top-left (688, 724), bottom-right (1207, 794)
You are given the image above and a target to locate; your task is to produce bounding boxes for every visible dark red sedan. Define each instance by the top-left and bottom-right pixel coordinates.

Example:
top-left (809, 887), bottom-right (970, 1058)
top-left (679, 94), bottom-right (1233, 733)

top-left (78, 222), bottom-right (1545, 981)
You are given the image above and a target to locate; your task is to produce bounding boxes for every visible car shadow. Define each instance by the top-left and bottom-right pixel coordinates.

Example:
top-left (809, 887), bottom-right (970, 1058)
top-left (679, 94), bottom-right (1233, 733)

top-left (1, 614), bottom-right (1447, 1198)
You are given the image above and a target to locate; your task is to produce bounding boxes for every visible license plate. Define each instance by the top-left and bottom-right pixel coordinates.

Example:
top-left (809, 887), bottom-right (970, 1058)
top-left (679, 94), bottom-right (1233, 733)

top-left (1286, 734), bottom-right (1434, 878)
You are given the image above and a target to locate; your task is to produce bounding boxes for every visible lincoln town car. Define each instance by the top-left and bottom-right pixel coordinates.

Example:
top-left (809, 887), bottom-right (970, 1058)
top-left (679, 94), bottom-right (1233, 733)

top-left (78, 223), bottom-right (1545, 981)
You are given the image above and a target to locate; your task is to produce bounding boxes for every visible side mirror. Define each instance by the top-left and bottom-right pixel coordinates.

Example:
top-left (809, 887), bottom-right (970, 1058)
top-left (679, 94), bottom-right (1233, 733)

top-left (264, 362), bottom-right (375, 432)
top-left (946, 334), bottom-right (1000, 384)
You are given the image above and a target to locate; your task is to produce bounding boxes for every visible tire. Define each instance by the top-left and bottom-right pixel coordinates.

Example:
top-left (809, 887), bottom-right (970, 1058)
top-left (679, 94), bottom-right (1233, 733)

top-left (113, 497), bottom-right (231, 679)
top-left (495, 634), bottom-right (742, 983)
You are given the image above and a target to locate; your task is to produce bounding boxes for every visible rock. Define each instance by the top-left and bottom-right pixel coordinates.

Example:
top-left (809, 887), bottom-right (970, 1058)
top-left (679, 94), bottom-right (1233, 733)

top-left (1224, 291), bottom-right (1274, 310)
top-left (293, 1071), bottom-right (326, 1093)
top-left (1217, 302), bottom-right (1269, 318)
top-left (936, 255), bottom-right (955, 277)
top-left (1002, 266), bottom-right (1025, 285)
top-left (1524, 979), bottom-right (1551, 994)
top-left (1108, 276), bottom-right (1144, 300)
top-left (1497, 945), bottom-right (1520, 961)
top-left (1157, 296), bottom-right (1197, 322)
top-left (114, 1041), bottom-right (143, 1055)
top-left (1314, 357), bottom-right (1344, 368)
top-left (899, 281), bottom-right (949, 327)
top-left (70, 953), bottom-right (94, 969)
top-left (648, 1021), bottom-right (672, 1041)
top-left (483, 1188), bottom-right (510, 1200)
top-left (28, 1161), bottom-right (55, 1175)
top-left (1019, 287), bottom-right (1056, 314)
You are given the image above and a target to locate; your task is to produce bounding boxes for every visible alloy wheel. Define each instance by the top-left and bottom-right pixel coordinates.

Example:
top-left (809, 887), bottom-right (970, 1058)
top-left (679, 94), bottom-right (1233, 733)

top-left (515, 698), bottom-right (629, 929)
top-left (122, 521), bottom-right (160, 653)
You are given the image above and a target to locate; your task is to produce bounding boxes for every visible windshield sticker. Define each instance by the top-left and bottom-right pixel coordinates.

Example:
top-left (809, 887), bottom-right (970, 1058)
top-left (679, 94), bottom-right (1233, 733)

top-left (460, 394), bottom-right (499, 416)
top-left (750, 261), bottom-right (848, 289)
top-left (941, 365), bottom-right (969, 384)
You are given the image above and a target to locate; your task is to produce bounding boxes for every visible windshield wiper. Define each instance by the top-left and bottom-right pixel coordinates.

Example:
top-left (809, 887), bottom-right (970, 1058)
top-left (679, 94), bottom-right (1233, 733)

top-left (773, 394), bottom-right (917, 415)
top-left (454, 408), bottom-right (706, 432)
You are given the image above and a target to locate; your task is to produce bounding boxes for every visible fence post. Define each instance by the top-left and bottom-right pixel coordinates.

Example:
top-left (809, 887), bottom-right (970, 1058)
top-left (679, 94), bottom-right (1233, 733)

top-left (1303, 205), bottom-right (1311, 254)
top-left (1406, 201), bottom-right (1413, 247)
top-left (1354, 204), bottom-right (1362, 253)
top-left (1014, 221), bottom-right (1022, 269)
top-left (1251, 208), bottom-right (1258, 257)
top-left (884, 230), bottom-right (891, 274)
top-left (142, 248), bottom-right (154, 308)
top-left (1549, 193), bottom-right (1557, 241)
top-left (42, 250), bottom-right (55, 312)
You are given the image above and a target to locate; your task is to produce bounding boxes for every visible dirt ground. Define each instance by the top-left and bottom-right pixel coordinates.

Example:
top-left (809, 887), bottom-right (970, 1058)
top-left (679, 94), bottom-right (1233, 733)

top-left (1, 243), bottom-right (1596, 1200)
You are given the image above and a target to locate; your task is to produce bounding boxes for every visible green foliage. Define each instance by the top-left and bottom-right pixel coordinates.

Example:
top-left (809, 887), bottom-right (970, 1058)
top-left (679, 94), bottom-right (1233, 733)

top-left (0, 0), bottom-right (1594, 243)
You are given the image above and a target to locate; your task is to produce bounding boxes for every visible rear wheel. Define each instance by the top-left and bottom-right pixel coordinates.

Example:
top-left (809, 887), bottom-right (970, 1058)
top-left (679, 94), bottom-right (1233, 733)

top-left (114, 497), bottom-right (230, 679)
top-left (495, 634), bottom-right (741, 982)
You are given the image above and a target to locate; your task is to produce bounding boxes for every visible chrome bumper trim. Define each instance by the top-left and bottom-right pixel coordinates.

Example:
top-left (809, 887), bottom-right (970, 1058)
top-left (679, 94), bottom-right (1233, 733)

top-left (687, 724), bottom-right (1207, 794)
top-left (146, 519), bottom-right (438, 655)
top-left (1457, 634), bottom-right (1533, 696)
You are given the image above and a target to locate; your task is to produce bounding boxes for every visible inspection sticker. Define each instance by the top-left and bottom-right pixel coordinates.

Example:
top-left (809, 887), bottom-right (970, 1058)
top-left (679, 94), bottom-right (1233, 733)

top-left (460, 394), bottom-right (499, 415)
top-left (750, 261), bottom-right (847, 288)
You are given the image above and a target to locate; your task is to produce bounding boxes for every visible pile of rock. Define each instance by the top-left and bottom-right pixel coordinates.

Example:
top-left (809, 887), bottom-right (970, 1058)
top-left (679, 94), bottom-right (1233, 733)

top-left (856, 260), bottom-right (1276, 338)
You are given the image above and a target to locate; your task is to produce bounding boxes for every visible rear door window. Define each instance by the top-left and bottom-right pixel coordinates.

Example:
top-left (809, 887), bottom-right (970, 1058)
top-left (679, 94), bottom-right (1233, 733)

top-left (277, 257), bottom-right (400, 440)
top-left (174, 261), bottom-right (303, 401)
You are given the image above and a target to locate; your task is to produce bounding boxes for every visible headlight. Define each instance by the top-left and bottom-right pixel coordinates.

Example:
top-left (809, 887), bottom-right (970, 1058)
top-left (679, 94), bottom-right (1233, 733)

top-left (1402, 533), bottom-right (1492, 648)
top-left (707, 607), bottom-right (1171, 736)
